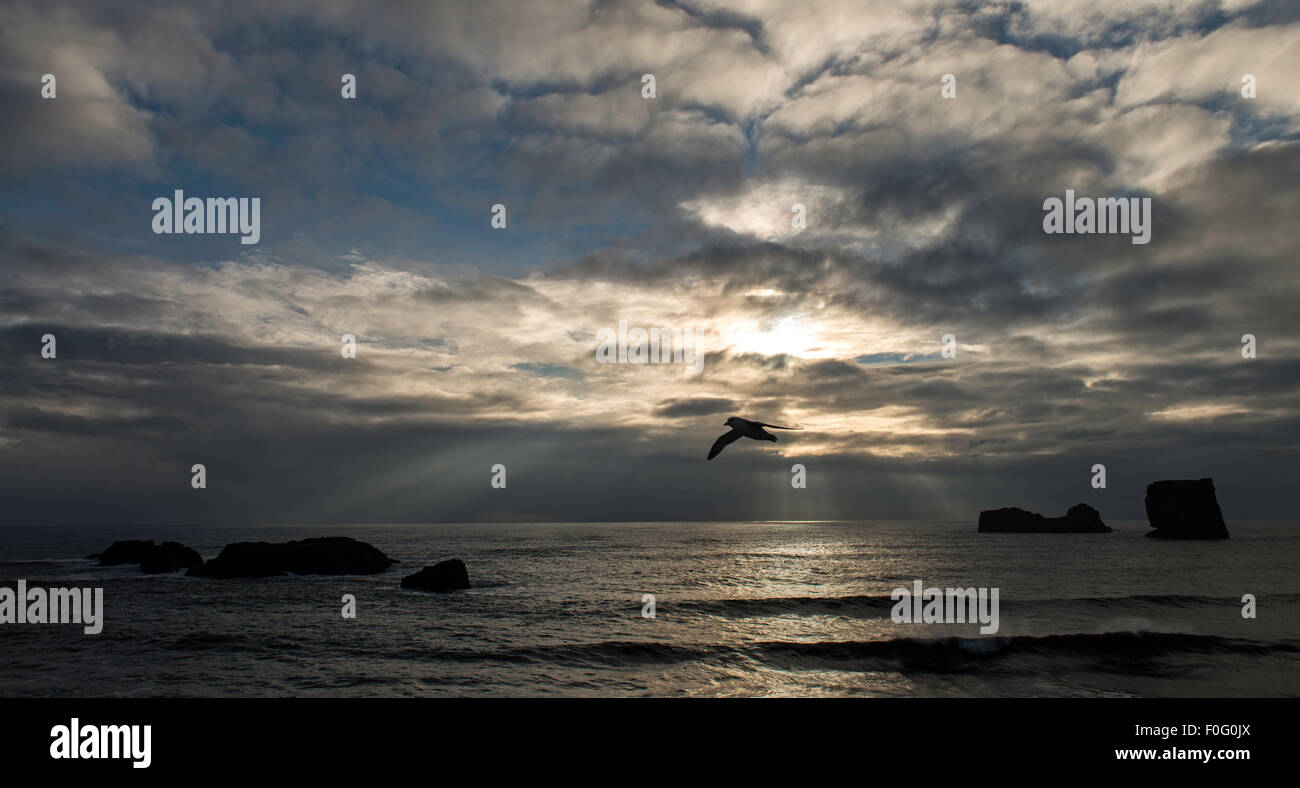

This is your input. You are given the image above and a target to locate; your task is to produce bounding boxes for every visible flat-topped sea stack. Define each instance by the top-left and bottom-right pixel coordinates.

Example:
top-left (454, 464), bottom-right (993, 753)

top-left (978, 503), bottom-right (1111, 533)
top-left (95, 540), bottom-right (204, 574)
top-left (1144, 478), bottom-right (1229, 539)
top-left (401, 559), bottom-right (471, 592)
top-left (187, 536), bottom-right (396, 577)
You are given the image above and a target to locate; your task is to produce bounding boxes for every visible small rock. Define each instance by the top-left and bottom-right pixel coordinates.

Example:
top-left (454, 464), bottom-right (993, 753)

top-left (401, 559), bottom-right (471, 592)
top-left (97, 540), bottom-right (203, 573)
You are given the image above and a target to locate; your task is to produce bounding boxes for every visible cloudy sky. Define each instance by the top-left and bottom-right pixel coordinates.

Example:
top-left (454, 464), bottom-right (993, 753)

top-left (2, 0), bottom-right (1297, 525)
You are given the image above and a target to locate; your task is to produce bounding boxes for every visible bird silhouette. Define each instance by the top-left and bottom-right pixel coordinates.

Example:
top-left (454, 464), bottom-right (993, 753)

top-left (707, 416), bottom-right (802, 460)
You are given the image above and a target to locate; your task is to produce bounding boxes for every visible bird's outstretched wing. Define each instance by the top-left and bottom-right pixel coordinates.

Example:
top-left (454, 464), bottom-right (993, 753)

top-left (707, 429), bottom-right (742, 460)
top-left (755, 422), bottom-right (802, 430)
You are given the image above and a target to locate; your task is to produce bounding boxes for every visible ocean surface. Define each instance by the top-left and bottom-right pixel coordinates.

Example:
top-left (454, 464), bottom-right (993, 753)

top-left (1, 521), bottom-right (1297, 697)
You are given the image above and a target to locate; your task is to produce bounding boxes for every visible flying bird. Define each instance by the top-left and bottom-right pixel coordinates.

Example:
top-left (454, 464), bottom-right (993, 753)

top-left (707, 416), bottom-right (803, 460)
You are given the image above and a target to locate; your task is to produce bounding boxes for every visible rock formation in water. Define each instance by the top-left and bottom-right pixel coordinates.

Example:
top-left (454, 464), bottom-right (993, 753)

top-left (978, 503), bottom-right (1112, 533)
top-left (1144, 478), bottom-right (1229, 539)
top-left (401, 559), bottom-right (471, 591)
top-left (96, 540), bottom-right (204, 573)
top-left (187, 536), bottom-right (396, 577)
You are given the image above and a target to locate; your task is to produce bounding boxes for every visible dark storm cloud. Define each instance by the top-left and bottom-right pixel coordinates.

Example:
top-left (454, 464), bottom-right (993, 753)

top-left (652, 397), bottom-right (737, 418)
top-left (0, 324), bottom-right (367, 372)
top-left (653, 0), bottom-right (770, 54)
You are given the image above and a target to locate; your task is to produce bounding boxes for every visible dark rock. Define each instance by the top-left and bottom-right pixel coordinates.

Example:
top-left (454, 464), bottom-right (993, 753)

top-left (187, 537), bottom-right (396, 578)
top-left (97, 540), bottom-right (203, 573)
top-left (1144, 478), bottom-right (1229, 539)
top-left (98, 540), bottom-right (158, 566)
top-left (141, 542), bottom-right (205, 574)
top-left (978, 503), bottom-right (1112, 533)
top-left (401, 559), bottom-right (471, 592)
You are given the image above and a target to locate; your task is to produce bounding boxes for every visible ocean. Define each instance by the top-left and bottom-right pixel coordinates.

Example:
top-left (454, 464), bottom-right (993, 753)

top-left (1, 521), bottom-right (1297, 697)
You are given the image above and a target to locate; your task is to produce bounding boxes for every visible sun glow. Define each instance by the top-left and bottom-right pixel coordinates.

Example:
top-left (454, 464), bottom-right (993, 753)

top-left (723, 316), bottom-right (820, 357)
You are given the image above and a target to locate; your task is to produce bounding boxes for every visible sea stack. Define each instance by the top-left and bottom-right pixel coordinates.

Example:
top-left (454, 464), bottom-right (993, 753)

top-left (187, 536), bottom-right (396, 577)
top-left (1144, 478), bottom-right (1229, 539)
top-left (401, 559), bottom-right (471, 592)
top-left (978, 503), bottom-right (1111, 533)
top-left (96, 540), bottom-right (204, 574)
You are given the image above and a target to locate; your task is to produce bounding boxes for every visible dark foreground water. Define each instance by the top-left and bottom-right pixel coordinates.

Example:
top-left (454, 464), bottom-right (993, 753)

top-left (1, 521), bottom-right (1297, 697)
